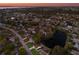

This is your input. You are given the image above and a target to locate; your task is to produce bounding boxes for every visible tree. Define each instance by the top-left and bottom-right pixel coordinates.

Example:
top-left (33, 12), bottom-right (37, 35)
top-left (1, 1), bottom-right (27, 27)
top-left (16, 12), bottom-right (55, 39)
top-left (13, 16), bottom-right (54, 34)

top-left (19, 47), bottom-right (27, 55)
top-left (0, 24), bottom-right (32, 54)
top-left (33, 32), bottom-right (41, 44)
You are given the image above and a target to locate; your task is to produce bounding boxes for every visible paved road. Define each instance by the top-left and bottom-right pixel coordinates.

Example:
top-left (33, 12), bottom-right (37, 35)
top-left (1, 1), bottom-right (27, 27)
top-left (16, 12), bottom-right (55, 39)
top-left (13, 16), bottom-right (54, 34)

top-left (71, 50), bottom-right (79, 55)
top-left (0, 23), bottom-right (32, 55)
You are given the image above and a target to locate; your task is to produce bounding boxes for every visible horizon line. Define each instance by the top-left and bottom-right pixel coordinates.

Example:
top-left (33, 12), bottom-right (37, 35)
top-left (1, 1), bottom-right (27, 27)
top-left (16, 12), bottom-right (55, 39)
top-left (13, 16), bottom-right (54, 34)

top-left (0, 3), bottom-right (79, 7)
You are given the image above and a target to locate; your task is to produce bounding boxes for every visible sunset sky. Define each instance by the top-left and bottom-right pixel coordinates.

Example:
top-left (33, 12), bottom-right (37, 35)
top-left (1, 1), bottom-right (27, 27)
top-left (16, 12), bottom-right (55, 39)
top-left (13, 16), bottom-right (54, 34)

top-left (0, 3), bottom-right (79, 7)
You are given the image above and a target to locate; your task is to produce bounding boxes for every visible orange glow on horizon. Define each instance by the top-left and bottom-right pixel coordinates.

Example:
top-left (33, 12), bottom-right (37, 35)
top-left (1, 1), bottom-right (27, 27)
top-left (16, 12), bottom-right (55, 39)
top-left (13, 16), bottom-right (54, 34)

top-left (0, 3), bottom-right (79, 7)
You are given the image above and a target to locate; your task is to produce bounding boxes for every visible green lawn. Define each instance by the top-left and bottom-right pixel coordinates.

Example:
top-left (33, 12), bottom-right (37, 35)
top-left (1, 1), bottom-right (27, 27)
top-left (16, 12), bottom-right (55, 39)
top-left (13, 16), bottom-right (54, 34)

top-left (31, 49), bottom-right (40, 55)
top-left (27, 43), bottom-right (33, 48)
top-left (0, 35), bottom-right (5, 41)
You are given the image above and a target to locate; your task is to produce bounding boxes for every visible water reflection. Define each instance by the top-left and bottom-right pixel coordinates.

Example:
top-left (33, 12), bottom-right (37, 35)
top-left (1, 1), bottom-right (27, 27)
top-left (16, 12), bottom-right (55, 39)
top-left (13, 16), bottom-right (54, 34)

top-left (41, 30), bottom-right (67, 48)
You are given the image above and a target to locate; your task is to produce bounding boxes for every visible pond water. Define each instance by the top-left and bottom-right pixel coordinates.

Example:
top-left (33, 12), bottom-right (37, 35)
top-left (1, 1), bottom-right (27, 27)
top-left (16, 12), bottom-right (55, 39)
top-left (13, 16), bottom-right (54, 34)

top-left (41, 30), bottom-right (67, 48)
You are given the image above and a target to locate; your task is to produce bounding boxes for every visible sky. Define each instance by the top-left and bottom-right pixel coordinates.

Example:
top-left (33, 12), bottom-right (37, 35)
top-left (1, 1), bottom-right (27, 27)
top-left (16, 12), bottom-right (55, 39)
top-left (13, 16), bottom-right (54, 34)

top-left (0, 3), bottom-right (79, 7)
